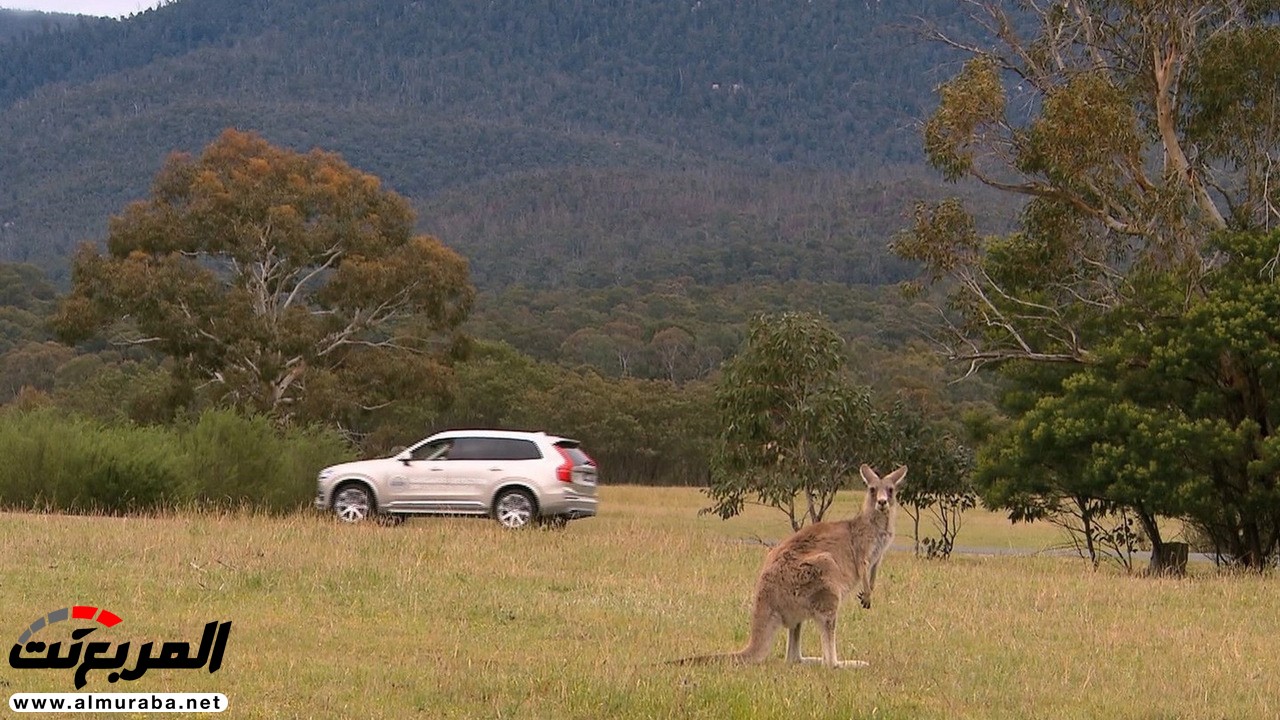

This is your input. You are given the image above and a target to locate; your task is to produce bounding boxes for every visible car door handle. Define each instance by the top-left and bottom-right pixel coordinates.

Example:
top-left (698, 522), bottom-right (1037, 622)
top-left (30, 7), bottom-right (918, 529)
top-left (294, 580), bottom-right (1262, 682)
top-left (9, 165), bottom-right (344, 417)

top-left (430, 467), bottom-right (444, 472)
top-left (488, 467), bottom-right (502, 472)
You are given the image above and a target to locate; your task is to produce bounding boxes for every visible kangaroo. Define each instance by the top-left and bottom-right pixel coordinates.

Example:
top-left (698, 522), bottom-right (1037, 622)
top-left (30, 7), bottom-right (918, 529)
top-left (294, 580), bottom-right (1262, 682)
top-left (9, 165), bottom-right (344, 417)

top-left (676, 463), bottom-right (907, 668)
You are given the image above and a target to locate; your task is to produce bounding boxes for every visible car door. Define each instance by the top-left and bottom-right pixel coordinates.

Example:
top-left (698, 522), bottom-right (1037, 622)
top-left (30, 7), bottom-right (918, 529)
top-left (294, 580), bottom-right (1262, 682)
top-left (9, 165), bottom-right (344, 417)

top-left (440, 437), bottom-right (508, 512)
top-left (397, 439), bottom-right (453, 509)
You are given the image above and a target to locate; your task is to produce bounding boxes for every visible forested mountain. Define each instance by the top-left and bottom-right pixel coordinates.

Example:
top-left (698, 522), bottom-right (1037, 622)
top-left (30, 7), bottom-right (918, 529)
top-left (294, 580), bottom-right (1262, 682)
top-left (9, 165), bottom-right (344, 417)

top-left (0, 9), bottom-right (83, 41)
top-left (0, 0), bottom-right (997, 286)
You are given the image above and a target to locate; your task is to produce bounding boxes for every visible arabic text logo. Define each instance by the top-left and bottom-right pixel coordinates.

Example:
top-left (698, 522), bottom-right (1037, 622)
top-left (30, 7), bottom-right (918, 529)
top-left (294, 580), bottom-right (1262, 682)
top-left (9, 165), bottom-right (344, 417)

top-left (9, 605), bottom-right (231, 689)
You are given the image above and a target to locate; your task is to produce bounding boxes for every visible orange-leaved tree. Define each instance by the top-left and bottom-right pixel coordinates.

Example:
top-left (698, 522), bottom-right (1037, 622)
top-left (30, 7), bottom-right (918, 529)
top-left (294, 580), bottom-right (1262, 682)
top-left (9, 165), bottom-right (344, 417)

top-left (53, 129), bottom-right (474, 425)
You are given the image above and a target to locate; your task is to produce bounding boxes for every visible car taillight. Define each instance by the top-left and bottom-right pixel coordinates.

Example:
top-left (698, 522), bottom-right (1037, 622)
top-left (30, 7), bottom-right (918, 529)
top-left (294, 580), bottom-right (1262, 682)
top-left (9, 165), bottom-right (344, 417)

top-left (555, 446), bottom-right (574, 482)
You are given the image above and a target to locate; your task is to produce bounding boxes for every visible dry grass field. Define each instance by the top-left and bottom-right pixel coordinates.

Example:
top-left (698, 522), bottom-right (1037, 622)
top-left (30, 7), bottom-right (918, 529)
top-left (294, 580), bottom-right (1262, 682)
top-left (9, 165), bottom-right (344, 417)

top-left (1, 485), bottom-right (1276, 719)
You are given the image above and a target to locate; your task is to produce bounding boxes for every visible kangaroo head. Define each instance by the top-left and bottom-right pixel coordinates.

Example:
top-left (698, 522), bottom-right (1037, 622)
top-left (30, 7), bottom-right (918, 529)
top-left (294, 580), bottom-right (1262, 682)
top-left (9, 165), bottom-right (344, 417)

top-left (860, 464), bottom-right (907, 513)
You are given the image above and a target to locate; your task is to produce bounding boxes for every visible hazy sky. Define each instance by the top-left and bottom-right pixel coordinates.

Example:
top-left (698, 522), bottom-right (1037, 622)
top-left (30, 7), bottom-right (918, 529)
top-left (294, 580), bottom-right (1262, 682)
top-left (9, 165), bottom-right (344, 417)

top-left (0, 0), bottom-right (159, 17)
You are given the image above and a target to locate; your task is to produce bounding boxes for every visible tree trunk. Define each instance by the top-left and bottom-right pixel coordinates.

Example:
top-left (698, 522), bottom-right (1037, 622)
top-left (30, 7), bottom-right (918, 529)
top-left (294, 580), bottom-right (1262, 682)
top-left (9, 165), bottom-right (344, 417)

top-left (913, 510), bottom-right (921, 557)
top-left (1080, 499), bottom-right (1099, 568)
top-left (1148, 542), bottom-right (1188, 577)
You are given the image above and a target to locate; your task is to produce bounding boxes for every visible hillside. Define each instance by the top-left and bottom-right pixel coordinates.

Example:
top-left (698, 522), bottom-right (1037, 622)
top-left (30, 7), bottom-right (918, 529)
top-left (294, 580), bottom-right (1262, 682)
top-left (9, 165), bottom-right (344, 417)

top-left (0, 8), bottom-right (85, 41)
top-left (0, 0), bottom-right (989, 287)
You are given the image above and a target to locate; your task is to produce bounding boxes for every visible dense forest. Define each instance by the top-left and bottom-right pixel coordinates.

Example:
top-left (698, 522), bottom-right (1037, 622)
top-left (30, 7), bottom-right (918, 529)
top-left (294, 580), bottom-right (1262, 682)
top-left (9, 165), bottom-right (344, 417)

top-left (0, 8), bottom-right (83, 41)
top-left (0, 0), bottom-right (1005, 384)
top-left (0, 0), bottom-right (1002, 497)
top-left (0, 0), bottom-right (1007, 282)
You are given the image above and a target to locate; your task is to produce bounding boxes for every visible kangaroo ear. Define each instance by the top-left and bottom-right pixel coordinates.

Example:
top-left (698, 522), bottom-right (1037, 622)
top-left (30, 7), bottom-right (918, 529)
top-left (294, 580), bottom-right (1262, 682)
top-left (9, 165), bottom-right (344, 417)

top-left (859, 464), bottom-right (879, 486)
top-left (884, 465), bottom-right (908, 487)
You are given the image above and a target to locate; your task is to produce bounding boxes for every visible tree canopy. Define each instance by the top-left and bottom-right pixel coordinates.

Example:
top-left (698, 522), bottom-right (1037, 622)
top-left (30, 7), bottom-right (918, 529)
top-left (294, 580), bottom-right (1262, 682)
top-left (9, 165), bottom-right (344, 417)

top-left (980, 230), bottom-right (1280, 569)
top-left (705, 311), bottom-right (883, 530)
top-left (898, 0), bottom-right (1280, 371)
top-left (53, 128), bottom-right (474, 425)
top-left (898, 1), bottom-right (1280, 568)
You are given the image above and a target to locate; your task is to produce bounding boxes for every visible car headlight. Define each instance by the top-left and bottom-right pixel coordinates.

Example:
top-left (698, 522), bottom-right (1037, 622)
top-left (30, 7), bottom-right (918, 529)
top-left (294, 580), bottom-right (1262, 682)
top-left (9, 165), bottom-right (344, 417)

top-left (317, 468), bottom-right (335, 482)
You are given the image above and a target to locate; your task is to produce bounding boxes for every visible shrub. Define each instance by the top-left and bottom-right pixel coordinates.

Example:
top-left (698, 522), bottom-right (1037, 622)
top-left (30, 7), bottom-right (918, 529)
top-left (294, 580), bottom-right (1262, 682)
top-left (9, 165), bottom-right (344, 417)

top-left (0, 408), bottom-right (183, 514)
top-left (181, 409), bottom-right (353, 513)
top-left (0, 407), bottom-right (354, 515)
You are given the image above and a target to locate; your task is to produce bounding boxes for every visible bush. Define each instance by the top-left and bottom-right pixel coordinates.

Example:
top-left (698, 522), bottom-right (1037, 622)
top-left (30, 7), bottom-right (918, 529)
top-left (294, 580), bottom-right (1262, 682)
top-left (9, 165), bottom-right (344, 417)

top-left (0, 408), bottom-right (183, 514)
top-left (181, 409), bottom-right (353, 513)
top-left (0, 407), bottom-right (354, 515)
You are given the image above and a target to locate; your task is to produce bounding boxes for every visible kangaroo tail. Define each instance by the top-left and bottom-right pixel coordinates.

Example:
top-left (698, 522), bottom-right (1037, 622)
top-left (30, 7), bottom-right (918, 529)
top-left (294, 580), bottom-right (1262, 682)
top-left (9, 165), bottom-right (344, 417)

top-left (733, 599), bottom-right (781, 663)
top-left (667, 644), bottom-right (769, 666)
top-left (666, 652), bottom-right (739, 666)
top-left (671, 605), bottom-right (780, 665)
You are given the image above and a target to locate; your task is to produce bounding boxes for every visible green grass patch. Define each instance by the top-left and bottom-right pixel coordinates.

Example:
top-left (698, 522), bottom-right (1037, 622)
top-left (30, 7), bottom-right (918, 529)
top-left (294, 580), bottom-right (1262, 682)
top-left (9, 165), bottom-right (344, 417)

top-left (1, 486), bottom-right (1275, 719)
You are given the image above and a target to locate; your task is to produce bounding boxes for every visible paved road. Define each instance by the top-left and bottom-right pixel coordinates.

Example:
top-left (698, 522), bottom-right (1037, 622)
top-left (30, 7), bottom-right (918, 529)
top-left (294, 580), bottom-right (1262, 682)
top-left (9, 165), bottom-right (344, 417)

top-left (921, 544), bottom-right (1219, 564)
top-left (739, 537), bottom-right (1219, 565)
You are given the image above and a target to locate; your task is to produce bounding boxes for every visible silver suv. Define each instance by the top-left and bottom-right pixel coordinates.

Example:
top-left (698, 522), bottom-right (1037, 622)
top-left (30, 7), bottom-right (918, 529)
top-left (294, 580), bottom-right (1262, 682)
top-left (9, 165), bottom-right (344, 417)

top-left (314, 429), bottom-right (599, 528)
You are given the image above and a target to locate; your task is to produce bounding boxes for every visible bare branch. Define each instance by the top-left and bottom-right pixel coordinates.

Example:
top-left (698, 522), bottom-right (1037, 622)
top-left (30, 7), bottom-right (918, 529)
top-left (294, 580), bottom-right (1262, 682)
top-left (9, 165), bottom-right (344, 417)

top-left (281, 244), bottom-right (343, 313)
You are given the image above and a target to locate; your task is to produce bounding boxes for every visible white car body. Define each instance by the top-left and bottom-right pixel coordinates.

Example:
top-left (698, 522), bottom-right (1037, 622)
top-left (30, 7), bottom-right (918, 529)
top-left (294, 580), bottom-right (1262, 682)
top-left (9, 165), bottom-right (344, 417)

top-left (315, 429), bottom-right (599, 528)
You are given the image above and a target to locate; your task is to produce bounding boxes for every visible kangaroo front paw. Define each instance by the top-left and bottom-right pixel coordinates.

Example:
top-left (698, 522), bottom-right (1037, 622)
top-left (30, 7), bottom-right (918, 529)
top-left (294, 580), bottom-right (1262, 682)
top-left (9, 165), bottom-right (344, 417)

top-left (858, 591), bottom-right (872, 609)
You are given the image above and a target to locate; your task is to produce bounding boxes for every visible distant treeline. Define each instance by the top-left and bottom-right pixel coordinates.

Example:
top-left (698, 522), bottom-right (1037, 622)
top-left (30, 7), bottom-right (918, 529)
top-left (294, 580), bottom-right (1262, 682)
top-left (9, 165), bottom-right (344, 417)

top-left (0, 252), bottom-right (990, 491)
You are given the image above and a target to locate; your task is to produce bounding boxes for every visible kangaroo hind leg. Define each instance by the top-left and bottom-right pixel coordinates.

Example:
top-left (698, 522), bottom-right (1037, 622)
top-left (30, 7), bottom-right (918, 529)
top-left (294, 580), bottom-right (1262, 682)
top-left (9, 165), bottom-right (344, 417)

top-left (785, 623), bottom-right (803, 663)
top-left (817, 615), bottom-right (868, 669)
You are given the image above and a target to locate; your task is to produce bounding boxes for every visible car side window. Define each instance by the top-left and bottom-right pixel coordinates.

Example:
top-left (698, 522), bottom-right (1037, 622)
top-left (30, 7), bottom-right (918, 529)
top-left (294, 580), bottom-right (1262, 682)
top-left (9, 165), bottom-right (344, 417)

top-left (447, 438), bottom-right (488, 460)
top-left (499, 439), bottom-right (542, 460)
top-left (446, 437), bottom-right (542, 460)
top-left (409, 440), bottom-right (451, 461)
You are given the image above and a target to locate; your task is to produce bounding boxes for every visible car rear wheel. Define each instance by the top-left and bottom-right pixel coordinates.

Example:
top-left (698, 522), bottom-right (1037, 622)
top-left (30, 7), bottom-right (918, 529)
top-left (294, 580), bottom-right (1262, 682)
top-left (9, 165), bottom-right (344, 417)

top-left (494, 489), bottom-right (536, 529)
top-left (333, 483), bottom-right (374, 523)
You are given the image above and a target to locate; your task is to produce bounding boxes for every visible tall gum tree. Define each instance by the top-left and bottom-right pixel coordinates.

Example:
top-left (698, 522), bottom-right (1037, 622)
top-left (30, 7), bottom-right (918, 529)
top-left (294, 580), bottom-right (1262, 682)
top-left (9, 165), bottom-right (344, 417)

top-left (895, 1), bottom-right (1280, 569)
top-left (54, 129), bottom-right (474, 424)
top-left (898, 0), bottom-right (1279, 370)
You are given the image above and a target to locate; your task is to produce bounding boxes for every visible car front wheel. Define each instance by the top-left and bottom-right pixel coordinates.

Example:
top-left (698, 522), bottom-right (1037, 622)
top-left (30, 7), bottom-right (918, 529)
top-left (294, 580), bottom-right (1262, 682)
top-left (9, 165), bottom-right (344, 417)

top-left (333, 483), bottom-right (374, 523)
top-left (494, 489), bottom-right (536, 529)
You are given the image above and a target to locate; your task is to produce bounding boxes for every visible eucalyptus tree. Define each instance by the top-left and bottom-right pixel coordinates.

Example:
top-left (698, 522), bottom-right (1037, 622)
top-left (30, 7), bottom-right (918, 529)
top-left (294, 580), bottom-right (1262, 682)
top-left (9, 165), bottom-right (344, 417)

top-left (54, 129), bottom-right (474, 424)
top-left (899, 0), bottom-right (1279, 368)
top-left (896, 1), bottom-right (1280, 568)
